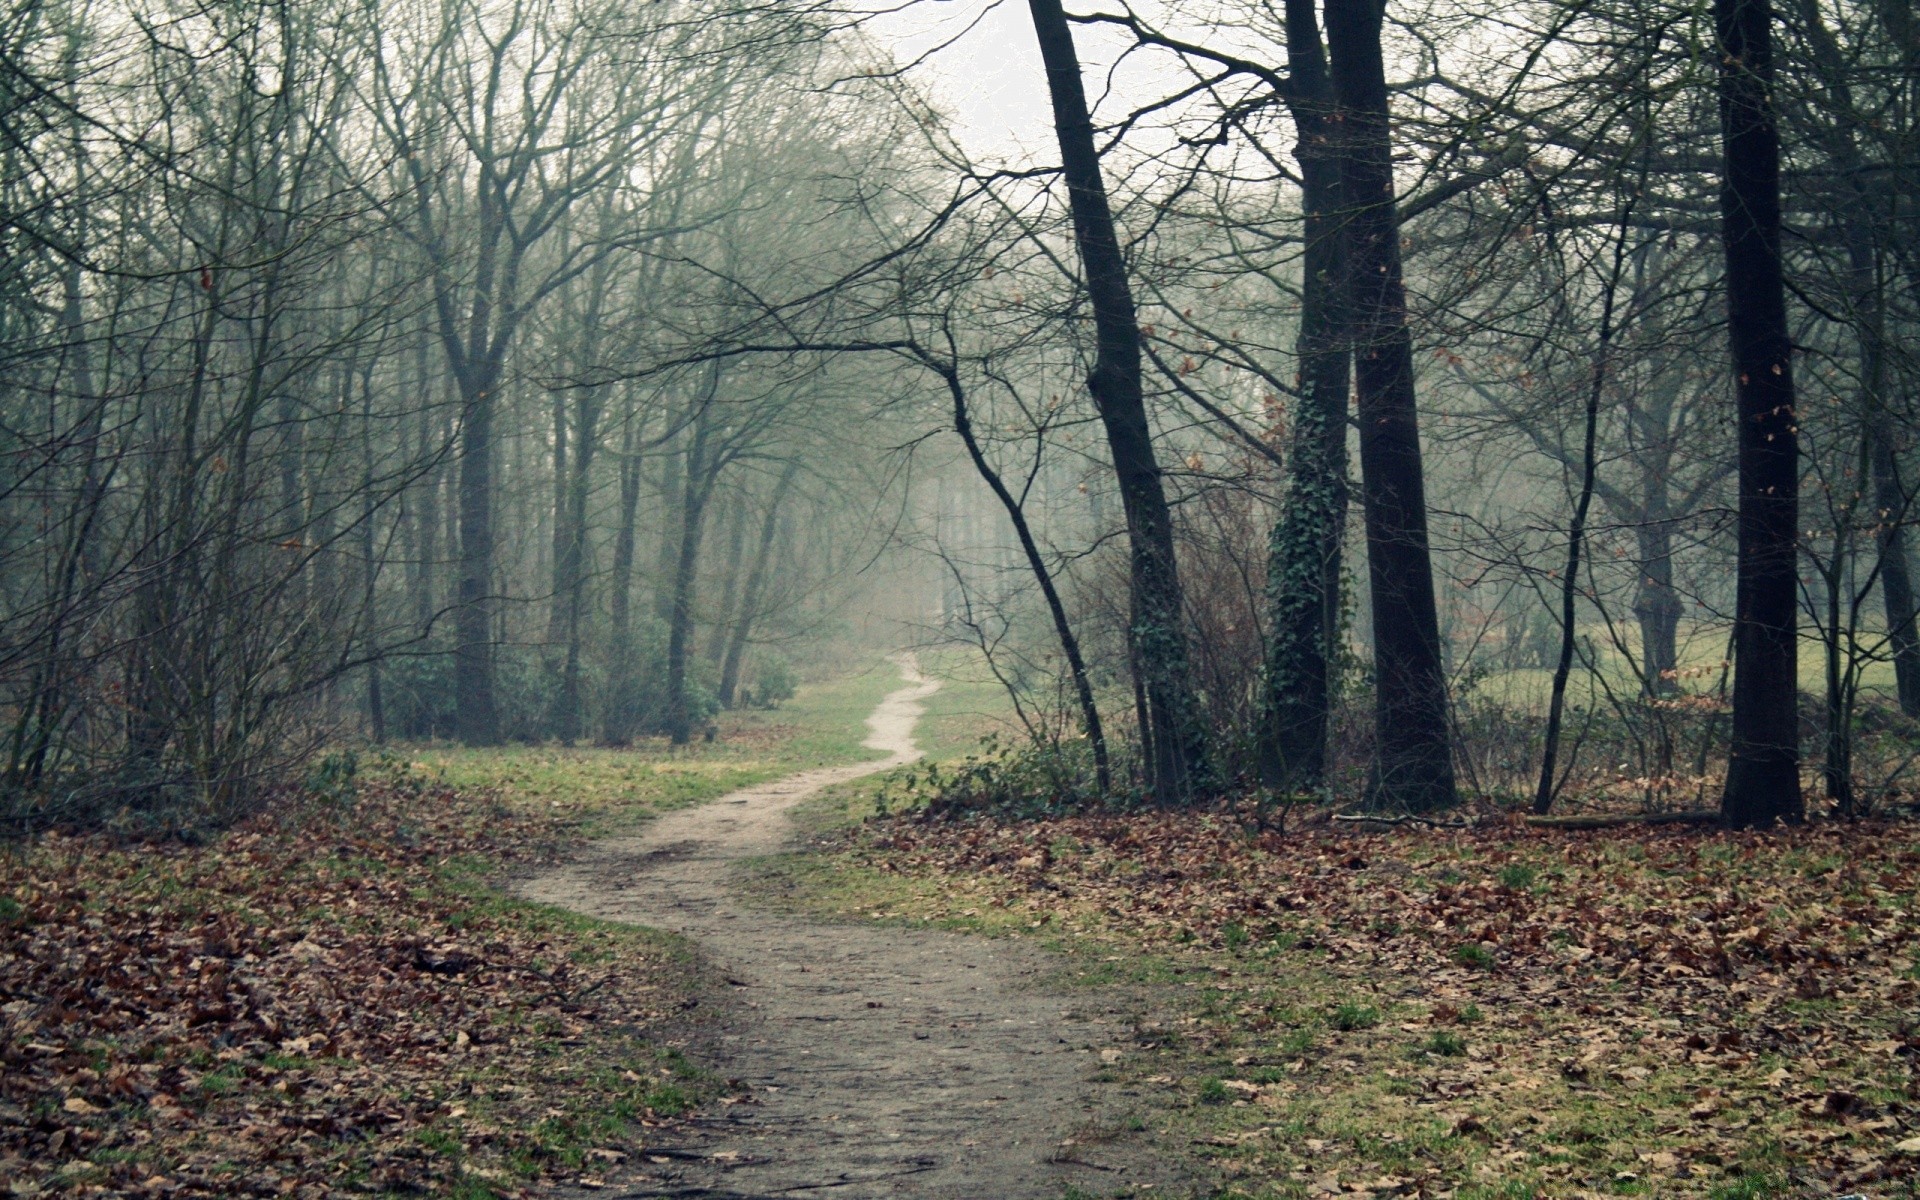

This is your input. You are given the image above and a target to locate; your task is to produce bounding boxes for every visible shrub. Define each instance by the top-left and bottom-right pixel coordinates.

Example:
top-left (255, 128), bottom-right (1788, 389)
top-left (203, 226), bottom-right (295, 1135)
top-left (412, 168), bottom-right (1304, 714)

top-left (1453, 942), bottom-right (1497, 969)
top-left (746, 655), bottom-right (797, 708)
top-left (888, 734), bottom-right (1106, 820)
top-left (1424, 1030), bottom-right (1468, 1057)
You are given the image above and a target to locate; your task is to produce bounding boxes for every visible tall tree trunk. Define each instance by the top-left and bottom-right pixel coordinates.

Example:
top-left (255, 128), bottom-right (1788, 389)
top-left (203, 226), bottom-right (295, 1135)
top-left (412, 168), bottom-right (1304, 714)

top-left (707, 492), bottom-right (747, 667)
top-left (1322, 0), bottom-right (1457, 811)
top-left (359, 368), bottom-right (386, 744)
top-left (665, 417), bottom-right (715, 745)
top-left (653, 423), bottom-right (684, 622)
top-left (407, 337), bottom-right (437, 637)
top-left (1847, 195), bottom-right (1920, 718)
top-left (1796, 0), bottom-right (1920, 716)
top-left (547, 387), bottom-right (570, 644)
top-left (602, 411), bottom-right (645, 745)
top-left (1028, 0), bottom-right (1208, 804)
top-left (719, 464), bottom-right (798, 710)
top-left (1715, 0), bottom-right (1802, 826)
top-left (1259, 0), bottom-right (1349, 794)
top-left (454, 375), bottom-right (500, 745)
top-left (553, 383), bottom-right (602, 745)
top-left (1536, 211), bottom-right (1634, 815)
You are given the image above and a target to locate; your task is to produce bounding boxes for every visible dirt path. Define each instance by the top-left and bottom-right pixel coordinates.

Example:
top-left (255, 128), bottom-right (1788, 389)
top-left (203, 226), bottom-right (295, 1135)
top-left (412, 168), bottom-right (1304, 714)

top-left (519, 658), bottom-right (1181, 1199)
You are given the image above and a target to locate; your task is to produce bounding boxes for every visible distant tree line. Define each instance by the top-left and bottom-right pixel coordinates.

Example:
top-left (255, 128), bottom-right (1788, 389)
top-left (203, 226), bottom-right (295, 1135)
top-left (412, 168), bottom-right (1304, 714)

top-left (0, 0), bottom-right (921, 829)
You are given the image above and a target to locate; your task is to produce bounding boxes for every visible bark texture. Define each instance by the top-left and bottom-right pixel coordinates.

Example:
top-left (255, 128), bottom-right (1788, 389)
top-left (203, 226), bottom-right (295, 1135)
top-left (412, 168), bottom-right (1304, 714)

top-left (1028, 0), bottom-right (1208, 804)
top-left (1259, 0), bottom-right (1350, 794)
top-left (1714, 0), bottom-right (1803, 826)
top-left (1322, 0), bottom-right (1457, 811)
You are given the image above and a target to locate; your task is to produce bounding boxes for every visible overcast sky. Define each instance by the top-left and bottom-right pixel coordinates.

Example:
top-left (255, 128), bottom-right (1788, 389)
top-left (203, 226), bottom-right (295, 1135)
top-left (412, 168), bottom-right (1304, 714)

top-left (865, 0), bottom-right (1178, 168)
top-left (867, 1), bottom-right (1054, 164)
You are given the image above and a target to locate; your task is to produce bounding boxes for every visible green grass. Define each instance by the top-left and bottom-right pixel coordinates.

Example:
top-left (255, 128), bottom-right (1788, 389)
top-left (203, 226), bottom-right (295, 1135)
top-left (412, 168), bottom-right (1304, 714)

top-left (391, 663), bottom-right (907, 834)
top-left (1469, 616), bottom-right (1901, 713)
top-left (1331, 1000), bottom-right (1380, 1031)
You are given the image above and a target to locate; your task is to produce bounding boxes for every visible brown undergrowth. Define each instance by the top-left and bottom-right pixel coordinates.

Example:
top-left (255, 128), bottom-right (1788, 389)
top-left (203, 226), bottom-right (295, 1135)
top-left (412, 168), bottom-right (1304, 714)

top-left (815, 811), bottom-right (1920, 1198)
top-left (1, 773), bottom-right (714, 1198)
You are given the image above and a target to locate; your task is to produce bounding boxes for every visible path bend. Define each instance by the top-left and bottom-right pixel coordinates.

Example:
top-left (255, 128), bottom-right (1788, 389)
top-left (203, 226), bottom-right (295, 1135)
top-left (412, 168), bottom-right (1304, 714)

top-left (518, 657), bottom-right (1177, 1199)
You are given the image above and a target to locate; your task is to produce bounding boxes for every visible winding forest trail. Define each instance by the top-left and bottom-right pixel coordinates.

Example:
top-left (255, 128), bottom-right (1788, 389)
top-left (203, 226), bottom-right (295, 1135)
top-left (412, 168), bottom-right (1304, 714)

top-left (519, 658), bottom-right (1180, 1199)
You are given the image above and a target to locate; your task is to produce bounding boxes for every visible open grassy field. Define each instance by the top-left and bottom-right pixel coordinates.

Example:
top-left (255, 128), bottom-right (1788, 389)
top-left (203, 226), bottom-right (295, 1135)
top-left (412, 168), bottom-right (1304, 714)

top-left (1464, 621), bottom-right (1902, 714)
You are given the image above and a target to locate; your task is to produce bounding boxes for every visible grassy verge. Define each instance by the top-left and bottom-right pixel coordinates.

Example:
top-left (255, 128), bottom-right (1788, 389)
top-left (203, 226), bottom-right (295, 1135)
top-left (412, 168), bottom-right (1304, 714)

top-left (755, 812), bottom-right (1920, 1199)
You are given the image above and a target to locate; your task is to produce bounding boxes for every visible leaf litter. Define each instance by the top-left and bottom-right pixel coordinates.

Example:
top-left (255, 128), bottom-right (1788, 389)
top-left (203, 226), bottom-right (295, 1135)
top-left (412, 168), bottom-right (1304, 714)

top-left (828, 811), bottom-right (1920, 1197)
top-left (2, 773), bottom-right (711, 1197)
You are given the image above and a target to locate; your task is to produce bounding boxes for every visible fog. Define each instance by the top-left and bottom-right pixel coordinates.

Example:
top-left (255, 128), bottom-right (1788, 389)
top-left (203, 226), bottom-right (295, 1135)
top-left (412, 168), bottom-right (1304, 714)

top-left (3, 0), bottom-right (1911, 828)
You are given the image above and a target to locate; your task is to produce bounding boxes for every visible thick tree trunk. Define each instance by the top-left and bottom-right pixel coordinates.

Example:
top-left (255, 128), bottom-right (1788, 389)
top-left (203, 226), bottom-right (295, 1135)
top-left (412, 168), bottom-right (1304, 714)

top-left (665, 418), bottom-right (715, 745)
top-left (1714, 0), bottom-right (1802, 826)
top-left (1322, 0), bottom-right (1457, 811)
top-left (719, 464), bottom-right (798, 710)
top-left (1259, 0), bottom-right (1349, 794)
top-left (1028, 0), bottom-right (1208, 804)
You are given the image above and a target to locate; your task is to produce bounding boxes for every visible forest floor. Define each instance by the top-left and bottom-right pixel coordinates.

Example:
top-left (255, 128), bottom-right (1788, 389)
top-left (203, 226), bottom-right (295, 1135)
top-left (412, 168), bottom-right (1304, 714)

top-left (0, 664), bottom-right (920, 1198)
top-left (13, 657), bottom-right (1920, 1200)
top-left (764, 801), bottom-right (1920, 1199)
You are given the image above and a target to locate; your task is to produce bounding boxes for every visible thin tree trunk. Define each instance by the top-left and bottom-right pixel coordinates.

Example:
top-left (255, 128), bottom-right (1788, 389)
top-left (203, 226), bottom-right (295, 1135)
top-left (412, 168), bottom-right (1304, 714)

top-left (1795, 0), bottom-right (1920, 717)
top-left (1715, 0), bottom-right (1802, 827)
top-left (602, 410), bottom-right (645, 745)
top-left (720, 464), bottom-right (798, 710)
top-left (1536, 211), bottom-right (1634, 815)
top-left (406, 338), bottom-right (435, 636)
top-left (1028, 0), bottom-right (1207, 804)
top-left (360, 368), bottom-right (386, 744)
top-left (1322, 0), bottom-right (1457, 811)
top-left (707, 492), bottom-right (747, 667)
top-left (942, 363), bottom-right (1111, 792)
top-left (653, 423), bottom-right (684, 622)
top-left (1259, 0), bottom-right (1349, 794)
top-left (547, 387), bottom-right (569, 644)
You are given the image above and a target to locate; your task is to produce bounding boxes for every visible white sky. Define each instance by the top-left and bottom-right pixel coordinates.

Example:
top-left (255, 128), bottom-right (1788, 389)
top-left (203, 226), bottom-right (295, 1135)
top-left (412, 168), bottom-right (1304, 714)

top-left (863, 0), bottom-right (1175, 168)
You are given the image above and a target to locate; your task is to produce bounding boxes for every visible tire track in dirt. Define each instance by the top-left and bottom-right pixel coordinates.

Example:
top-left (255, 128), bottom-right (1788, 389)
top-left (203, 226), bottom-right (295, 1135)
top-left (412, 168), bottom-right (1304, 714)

top-left (519, 656), bottom-right (1183, 1199)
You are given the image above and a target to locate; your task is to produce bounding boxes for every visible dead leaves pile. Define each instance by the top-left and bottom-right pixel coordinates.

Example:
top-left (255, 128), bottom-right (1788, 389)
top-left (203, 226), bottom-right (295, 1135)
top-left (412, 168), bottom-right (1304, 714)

top-left (860, 812), bottom-right (1920, 1194)
top-left (2, 780), bottom-right (691, 1197)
